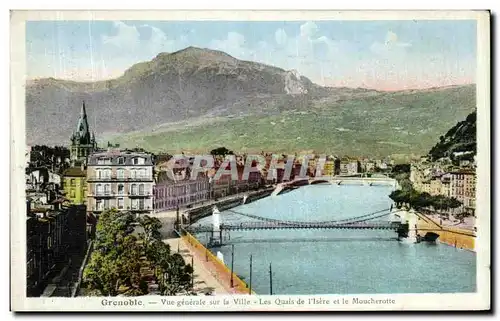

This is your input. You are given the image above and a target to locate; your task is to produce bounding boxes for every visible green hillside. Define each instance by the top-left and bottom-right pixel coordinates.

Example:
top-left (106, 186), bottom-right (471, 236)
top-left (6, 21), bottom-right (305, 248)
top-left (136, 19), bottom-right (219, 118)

top-left (111, 85), bottom-right (476, 158)
top-left (428, 111), bottom-right (476, 160)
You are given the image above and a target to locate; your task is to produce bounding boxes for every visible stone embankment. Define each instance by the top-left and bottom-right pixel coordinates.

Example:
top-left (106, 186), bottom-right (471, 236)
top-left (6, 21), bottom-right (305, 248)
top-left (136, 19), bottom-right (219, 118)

top-left (187, 187), bottom-right (275, 224)
top-left (415, 212), bottom-right (475, 251)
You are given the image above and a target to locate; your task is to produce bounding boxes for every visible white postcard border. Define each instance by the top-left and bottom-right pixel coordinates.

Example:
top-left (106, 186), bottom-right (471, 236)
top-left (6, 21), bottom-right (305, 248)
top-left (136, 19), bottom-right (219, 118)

top-left (10, 10), bottom-right (491, 312)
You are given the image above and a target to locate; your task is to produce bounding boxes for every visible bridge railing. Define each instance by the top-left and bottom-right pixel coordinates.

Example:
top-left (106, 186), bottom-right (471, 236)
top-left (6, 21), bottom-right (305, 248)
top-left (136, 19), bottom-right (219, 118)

top-left (181, 230), bottom-right (253, 294)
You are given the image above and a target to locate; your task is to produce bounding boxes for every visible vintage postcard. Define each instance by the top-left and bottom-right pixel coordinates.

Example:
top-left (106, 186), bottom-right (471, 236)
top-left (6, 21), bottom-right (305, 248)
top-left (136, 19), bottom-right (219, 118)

top-left (10, 10), bottom-right (490, 311)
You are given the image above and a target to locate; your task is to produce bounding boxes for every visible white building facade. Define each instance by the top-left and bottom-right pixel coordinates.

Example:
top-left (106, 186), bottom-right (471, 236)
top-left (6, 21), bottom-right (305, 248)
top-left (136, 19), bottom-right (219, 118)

top-left (86, 151), bottom-right (154, 216)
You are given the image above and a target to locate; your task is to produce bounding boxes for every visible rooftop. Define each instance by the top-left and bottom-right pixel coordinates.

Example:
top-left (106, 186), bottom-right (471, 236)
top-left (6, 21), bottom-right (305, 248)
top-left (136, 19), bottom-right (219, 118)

top-left (88, 150), bottom-right (153, 166)
top-left (62, 167), bottom-right (86, 177)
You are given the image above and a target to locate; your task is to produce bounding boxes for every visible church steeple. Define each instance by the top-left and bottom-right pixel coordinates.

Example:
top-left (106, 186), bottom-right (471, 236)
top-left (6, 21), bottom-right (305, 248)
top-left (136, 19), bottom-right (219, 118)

top-left (70, 101), bottom-right (97, 166)
top-left (81, 101), bottom-right (87, 118)
top-left (75, 101), bottom-right (90, 142)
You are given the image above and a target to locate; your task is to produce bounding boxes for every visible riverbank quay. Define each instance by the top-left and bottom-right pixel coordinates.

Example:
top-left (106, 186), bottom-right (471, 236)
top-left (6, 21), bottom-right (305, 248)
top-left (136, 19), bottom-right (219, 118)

top-left (179, 231), bottom-right (256, 295)
top-left (186, 186), bottom-right (275, 224)
top-left (415, 212), bottom-right (476, 252)
top-left (173, 187), bottom-right (273, 294)
top-left (163, 238), bottom-right (230, 295)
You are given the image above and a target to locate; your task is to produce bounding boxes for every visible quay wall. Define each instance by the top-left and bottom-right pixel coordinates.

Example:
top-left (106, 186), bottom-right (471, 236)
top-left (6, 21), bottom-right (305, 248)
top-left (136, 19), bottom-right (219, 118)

top-left (182, 230), bottom-right (256, 294)
top-left (181, 188), bottom-right (274, 294)
top-left (330, 178), bottom-right (396, 186)
top-left (187, 187), bottom-right (274, 224)
top-left (416, 218), bottom-right (475, 251)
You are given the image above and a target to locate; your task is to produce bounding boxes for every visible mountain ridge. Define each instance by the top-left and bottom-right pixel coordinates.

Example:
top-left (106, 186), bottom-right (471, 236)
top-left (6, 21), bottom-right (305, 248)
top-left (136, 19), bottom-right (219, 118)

top-left (26, 46), bottom-right (476, 157)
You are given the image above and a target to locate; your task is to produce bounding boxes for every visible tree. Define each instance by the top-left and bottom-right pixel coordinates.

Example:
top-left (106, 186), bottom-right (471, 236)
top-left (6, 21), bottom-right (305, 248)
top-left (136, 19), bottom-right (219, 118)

top-left (145, 240), bottom-right (194, 296)
top-left (448, 197), bottom-right (462, 210)
top-left (392, 164), bottom-right (410, 174)
top-left (84, 209), bottom-right (194, 296)
top-left (83, 251), bottom-right (121, 296)
top-left (159, 252), bottom-right (194, 296)
top-left (210, 147), bottom-right (233, 156)
top-left (137, 215), bottom-right (162, 248)
top-left (84, 209), bottom-right (147, 296)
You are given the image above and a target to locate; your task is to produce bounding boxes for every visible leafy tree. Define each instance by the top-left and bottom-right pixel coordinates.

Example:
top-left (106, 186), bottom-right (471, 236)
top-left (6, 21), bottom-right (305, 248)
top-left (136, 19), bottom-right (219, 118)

top-left (137, 215), bottom-right (162, 248)
top-left (144, 239), bottom-right (194, 296)
top-left (159, 252), bottom-right (194, 295)
top-left (84, 209), bottom-right (193, 296)
top-left (392, 164), bottom-right (410, 174)
top-left (84, 209), bottom-right (147, 296)
top-left (210, 147), bottom-right (234, 156)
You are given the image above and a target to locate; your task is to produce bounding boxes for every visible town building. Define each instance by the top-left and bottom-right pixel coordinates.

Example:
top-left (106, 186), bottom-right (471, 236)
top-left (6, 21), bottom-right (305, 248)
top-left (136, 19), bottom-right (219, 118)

top-left (339, 158), bottom-right (359, 176)
top-left (26, 204), bottom-right (87, 297)
top-left (449, 170), bottom-right (476, 213)
top-left (360, 159), bottom-right (376, 173)
top-left (70, 102), bottom-right (97, 166)
top-left (153, 170), bottom-right (211, 212)
top-left (62, 167), bottom-right (87, 205)
top-left (86, 150), bottom-right (154, 216)
top-left (411, 161), bottom-right (476, 214)
top-left (321, 159), bottom-right (335, 177)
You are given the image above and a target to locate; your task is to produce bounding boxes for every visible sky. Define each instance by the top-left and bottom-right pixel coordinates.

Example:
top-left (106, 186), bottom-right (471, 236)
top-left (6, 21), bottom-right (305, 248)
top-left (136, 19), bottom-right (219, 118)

top-left (26, 20), bottom-right (476, 90)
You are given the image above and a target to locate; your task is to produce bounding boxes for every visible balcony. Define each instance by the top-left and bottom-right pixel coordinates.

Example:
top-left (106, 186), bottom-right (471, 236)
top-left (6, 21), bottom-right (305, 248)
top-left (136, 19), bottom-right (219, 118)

top-left (88, 191), bottom-right (152, 198)
top-left (129, 207), bottom-right (153, 213)
top-left (88, 192), bottom-right (116, 198)
top-left (128, 192), bottom-right (153, 198)
top-left (87, 175), bottom-right (153, 182)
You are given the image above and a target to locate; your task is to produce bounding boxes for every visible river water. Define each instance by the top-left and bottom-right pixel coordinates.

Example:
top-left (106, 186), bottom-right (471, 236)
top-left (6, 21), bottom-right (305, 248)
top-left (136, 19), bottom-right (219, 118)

top-left (193, 184), bottom-right (476, 295)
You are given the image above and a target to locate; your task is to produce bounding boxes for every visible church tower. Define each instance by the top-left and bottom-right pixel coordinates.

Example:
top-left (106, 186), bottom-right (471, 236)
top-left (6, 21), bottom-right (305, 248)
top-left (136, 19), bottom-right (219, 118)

top-left (70, 101), bottom-right (97, 166)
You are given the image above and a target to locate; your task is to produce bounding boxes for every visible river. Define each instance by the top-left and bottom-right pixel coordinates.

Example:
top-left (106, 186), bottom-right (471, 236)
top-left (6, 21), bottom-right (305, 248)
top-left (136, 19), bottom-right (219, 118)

top-left (193, 184), bottom-right (476, 295)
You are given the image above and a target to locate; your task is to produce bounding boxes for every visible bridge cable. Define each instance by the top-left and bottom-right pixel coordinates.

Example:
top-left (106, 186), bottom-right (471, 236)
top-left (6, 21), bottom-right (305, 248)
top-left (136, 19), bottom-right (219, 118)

top-left (224, 207), bottom-right (401, 226)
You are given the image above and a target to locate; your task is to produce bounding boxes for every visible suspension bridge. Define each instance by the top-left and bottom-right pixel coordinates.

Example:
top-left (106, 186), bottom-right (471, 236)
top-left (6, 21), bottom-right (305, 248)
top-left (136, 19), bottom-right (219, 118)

top-left (186, 207), bottom-right (409, 238)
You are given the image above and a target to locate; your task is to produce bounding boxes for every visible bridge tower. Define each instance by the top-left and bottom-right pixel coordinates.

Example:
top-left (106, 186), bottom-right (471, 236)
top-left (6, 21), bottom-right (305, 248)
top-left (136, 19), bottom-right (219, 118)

top-left (210, 206), bottom-right (223, 246)
top-left (397, 207), bottom-right (418, 243)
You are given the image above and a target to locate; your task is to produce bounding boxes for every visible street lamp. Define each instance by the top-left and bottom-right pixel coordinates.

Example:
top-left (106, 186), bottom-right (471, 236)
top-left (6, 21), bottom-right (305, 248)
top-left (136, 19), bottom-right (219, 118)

top-left (230, 244), bottom-right (235, 288)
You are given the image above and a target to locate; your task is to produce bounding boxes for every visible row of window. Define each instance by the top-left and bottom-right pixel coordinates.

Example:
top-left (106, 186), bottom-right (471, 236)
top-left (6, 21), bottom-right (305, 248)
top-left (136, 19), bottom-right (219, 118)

top-left (155, 183), bottom-right (209, 198)
top-left (154, 193), bottom-right (209, 210)
top-left (94, 198), bottom-right (147, 210)
top-left (96, 157), bottom-right (146, 165)
top-left (94, 168), bottom-right (150, 179)
top-left (93, 183), bottom-right (150, 195)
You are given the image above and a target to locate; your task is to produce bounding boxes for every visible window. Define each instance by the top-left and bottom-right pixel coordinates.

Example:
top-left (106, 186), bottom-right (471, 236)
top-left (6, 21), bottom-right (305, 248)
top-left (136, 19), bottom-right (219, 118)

top-left (97, 157), bottom-right (112, 165)
top-left (96, 184), bottom-right (103, 195)
top-left (131, 184), bottom-right (137, 195)
top-left (118, 198), bottom-right (124, 209)
top-left (104, 184), bottom-right (111, 195)
top-left (118, 184), bottom-right (124, 195)
top-left (117, 157), bottom-right (125, 165)
top-left (117, 169), bottom-right (125, 179)
top-left (104, 199), bottom-right (110, 209)
top-left (70, 179), bottom-right (76, 186)
top-left (96, 199), bottom-right (103, 211)
top-left (139, 184), bottom-right (145, 195)
top-left (133, 157), bottom-right (145, 165)
top-left (139, 199), bottom-right (145, 210)
top-left (70, 190), bottom-right (76, 198)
